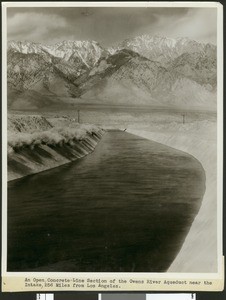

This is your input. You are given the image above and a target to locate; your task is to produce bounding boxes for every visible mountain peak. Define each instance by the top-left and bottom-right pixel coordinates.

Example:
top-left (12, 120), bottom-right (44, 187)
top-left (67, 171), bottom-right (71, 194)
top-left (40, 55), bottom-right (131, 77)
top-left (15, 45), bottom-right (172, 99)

top-left (8, 40), bottom-right (44, 54)
top-left (54, 39), bottom-right (100, 47)
top-left (8, 39), bottom-right (107, 68)
top-left (7, 35), bottom-right (217, 111)
top-left (109, 34), bottom-right (216, 64)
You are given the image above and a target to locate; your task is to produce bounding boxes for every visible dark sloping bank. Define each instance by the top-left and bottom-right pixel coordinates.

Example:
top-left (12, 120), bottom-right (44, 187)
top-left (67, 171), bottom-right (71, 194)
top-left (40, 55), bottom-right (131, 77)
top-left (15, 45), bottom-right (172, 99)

top-left (8, 114), bottom-right (105, 181)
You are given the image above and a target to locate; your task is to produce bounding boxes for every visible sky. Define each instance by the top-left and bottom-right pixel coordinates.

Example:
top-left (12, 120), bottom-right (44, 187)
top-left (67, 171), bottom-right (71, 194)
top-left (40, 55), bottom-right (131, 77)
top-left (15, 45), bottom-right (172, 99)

top-left (7, 6), bottom-right (217, 46)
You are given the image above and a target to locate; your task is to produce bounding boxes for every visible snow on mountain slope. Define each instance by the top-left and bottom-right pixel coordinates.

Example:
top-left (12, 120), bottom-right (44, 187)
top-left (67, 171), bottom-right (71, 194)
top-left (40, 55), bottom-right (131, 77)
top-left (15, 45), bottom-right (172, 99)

top-left (8, 40), bottom-right (107, 69)
top-left (7, 40), bottom-right (109, 99)
top-left (7, 36), bottom-right (217, 110)
top-left (109, 35), bottom-right (216, 65)
top-left (8, 40), bottom-right (44, 55)
top-left (43, 40), bottom-right (108, 68)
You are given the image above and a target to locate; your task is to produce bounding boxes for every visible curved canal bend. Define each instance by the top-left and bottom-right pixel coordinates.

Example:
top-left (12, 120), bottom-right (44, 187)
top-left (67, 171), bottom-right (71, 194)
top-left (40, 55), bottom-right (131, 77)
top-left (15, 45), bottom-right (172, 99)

top-left (7, 131), bottom-right (206, 272)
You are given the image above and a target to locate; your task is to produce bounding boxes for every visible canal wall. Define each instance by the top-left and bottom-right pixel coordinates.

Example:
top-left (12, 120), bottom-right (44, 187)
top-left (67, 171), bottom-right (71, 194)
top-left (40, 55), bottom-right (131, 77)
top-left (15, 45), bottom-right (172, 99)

top-left (127, 128), bottom-right (218, 273)
top-left (7, 115), bottom-right (105, 181)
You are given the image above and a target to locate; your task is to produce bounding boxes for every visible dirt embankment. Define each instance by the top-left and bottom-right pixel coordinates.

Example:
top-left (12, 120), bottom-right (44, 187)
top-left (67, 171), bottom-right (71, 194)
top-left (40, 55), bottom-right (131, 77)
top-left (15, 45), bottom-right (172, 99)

top-left (8, 114), bottom-right (104, 181)
top-left (127, 122), bottom-right (218, 273)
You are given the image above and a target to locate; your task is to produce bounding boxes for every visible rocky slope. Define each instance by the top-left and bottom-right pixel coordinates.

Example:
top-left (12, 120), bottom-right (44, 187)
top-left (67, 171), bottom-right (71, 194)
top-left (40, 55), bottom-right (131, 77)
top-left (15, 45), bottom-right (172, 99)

top-left (7, 36), bottom-right (217, 110)
top-left (7, 49), bottom-right (78, 96)
top-left (8, 40), bottom-right (107, 69)
top-left (80, 49), bottom-right (216, 109)
top-left (109, 35), bottom-right (216, 65)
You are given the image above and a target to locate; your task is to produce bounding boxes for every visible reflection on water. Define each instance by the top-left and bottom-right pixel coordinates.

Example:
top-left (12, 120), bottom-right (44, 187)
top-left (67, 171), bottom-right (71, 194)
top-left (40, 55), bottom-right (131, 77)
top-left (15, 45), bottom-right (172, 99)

top-left (8, 132), bottom-right (205, 272)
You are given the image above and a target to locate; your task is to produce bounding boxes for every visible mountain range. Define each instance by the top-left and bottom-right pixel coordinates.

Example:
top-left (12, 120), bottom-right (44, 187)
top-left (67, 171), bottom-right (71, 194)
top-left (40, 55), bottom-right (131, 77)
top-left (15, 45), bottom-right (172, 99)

top-left (7, 35), bottom-right (217, 110)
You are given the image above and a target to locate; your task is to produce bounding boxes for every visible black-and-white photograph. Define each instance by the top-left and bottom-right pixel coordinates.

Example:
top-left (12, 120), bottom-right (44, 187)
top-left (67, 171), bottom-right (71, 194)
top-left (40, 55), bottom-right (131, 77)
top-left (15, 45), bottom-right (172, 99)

top-left (1, 1), bottom-right (223, 292)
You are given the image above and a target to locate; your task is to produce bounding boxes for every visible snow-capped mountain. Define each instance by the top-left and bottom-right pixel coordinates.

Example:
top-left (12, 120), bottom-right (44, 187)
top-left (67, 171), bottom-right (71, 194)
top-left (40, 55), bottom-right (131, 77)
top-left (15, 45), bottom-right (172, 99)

top-left (109, 35), bottom-right (216, 65)
top-left (8, 40), bottom-right (108, 69)
top-left (7, 39), bottom-right (108, 98)
top-left (7, 36), bottom-right (217, 110)
top-left (43, 40), bottom-right (108, 68)
top-left (8, 40), bottom-right (44, 55)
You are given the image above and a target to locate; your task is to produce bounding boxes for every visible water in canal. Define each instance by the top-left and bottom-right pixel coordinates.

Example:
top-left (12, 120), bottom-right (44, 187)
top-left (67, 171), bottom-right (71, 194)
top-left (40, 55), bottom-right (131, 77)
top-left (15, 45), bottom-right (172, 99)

top-left (7, 131), bottom-right (206, 272)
